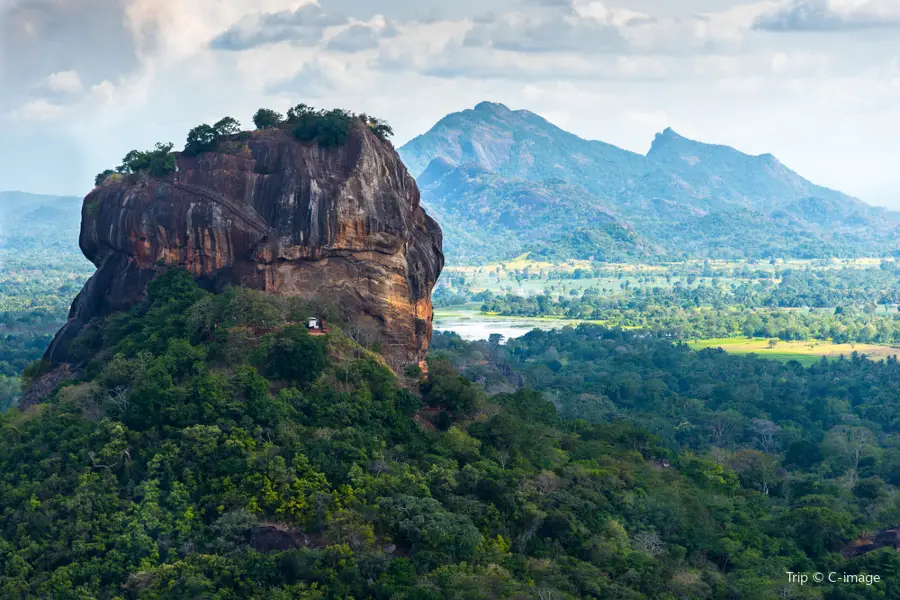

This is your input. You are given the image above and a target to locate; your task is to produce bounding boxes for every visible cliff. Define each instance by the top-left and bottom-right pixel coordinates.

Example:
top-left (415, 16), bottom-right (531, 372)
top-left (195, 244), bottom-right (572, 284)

top-left (45, 121), bottom-right (444, 372)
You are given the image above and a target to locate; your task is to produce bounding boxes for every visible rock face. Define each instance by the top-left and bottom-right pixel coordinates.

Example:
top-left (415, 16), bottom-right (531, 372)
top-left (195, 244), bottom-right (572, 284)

top-left (46, 122), bottom-right (444, 372)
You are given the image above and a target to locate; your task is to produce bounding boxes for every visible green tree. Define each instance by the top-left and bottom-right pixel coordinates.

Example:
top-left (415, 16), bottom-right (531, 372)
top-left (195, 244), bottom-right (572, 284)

top-left (421, 359), bottom-right (482, 415)
top-left (213, 116), bottom-right (241, 136)
top-left (116, 143), bottom-right (176, 177)
top-left (94, 169), bottom-right (116, 186)
top-left (253, 108), bottom-right (283, 129)
top-left (360, 113), bottom-right (394, 140)
top-left (184, 124), bottom-right (219, 155)
top-left (265, 325), bottom-right (328, 385)
top-left (286, 103), bottom-right (315, 122)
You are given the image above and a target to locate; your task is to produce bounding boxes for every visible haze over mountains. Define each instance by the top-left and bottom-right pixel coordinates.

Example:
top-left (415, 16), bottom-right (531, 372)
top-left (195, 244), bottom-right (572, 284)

top-left (400, 102), bottom-right (900, 264)
top-left (0, 191), bottom-right (83, 257)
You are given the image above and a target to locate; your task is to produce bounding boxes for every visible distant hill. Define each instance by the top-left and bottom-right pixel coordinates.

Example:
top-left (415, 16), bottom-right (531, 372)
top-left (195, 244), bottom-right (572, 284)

top-left (400, 102), bottom-right (900, 263)
top-left (415, 158), bottom-right (648, 263)
top-left (0, 191), bottom-right (84, 254)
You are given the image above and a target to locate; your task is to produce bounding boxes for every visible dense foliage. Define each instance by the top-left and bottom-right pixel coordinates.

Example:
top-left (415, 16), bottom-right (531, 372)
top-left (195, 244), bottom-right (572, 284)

top-left (3, 272), bottom-right (899, 599)
top-left (93, 103), bottom-right (393, 188)
top-left (480, 295), bottom-right (900, 345)
top-left (95, 143), bottom-right (177, 186)
top-left (252, 104), bottom-right (393, 148)
top-left (289, 106), bottom-right (356, 148)
top-left (287, 104), bottom-right (393, 147)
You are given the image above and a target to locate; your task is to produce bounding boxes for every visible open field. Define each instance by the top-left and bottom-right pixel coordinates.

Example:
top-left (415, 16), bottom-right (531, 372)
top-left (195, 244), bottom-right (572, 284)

top-left (688, 337), bottom-right (900, 366)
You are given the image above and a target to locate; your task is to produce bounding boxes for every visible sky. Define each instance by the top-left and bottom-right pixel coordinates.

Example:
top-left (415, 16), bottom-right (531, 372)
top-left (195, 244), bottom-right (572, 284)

top-left (0, 0), bottom-right (898, 207)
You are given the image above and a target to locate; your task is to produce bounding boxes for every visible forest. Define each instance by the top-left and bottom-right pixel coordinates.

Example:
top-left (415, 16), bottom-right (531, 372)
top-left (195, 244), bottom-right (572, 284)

top-left (1, 271), bottom-right (899, 599)
top-left (0, 192), bottom-right (94, 411)
top-left (430, 259), bottom-right (900, 347)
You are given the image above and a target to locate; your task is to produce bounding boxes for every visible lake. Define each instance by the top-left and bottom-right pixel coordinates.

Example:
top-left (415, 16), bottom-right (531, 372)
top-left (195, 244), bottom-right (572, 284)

top-left (432, 305), bottom-right (586, 342)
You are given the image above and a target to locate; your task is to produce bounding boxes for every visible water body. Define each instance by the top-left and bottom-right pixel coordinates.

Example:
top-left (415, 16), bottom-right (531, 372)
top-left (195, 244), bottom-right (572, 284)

top-left (432, 306), bottom-right (585, 342)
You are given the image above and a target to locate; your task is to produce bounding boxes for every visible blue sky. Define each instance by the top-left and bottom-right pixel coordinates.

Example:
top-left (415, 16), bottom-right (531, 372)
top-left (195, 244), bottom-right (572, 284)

top-left (1, 0), bottom-right (898, 208)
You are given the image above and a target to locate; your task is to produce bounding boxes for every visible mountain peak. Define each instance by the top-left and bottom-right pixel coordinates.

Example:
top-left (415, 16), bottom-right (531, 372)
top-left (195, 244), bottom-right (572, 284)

top-left (653, 127), bottom-right (685, 143)
top-left (473, 101), bottom-right (512, 114)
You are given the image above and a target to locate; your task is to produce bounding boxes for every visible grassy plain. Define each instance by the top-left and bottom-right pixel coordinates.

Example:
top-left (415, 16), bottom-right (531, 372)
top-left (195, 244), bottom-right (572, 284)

top-left (687, 337), bottom-right (900, 366)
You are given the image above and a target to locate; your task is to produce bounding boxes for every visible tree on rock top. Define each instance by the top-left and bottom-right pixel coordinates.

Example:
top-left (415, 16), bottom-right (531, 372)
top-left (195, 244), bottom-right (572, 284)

top-left (184, 117), bottom-right (243, 156)
top-left (253, 108), bottom-right (284, 129)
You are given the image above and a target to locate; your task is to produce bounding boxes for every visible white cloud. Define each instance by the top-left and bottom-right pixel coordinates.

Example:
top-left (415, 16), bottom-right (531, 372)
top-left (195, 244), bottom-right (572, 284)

top-left (209, 2), bottom-right (347, 50)
top-left (460, 0), bottom-right (761, 56)
top-left (90, 80), bottom-right (117, 102)
top-left (755, 0), bottom-right (900, 31)
top-left (325, 23), bottom-right (391, 52)
top-left (9, 98), bottom-right (68, 121)
top-left (2, 0), bottom-right (900, 208)
top-left (44, 70), bottom-right (83, 94)
top-left (8, 78), bottom-right (117, 123)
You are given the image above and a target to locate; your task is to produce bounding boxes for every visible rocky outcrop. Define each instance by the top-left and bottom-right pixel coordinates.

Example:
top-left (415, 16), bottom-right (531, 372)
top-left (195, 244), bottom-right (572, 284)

top-left (45, 122), bottom-right (444, 372)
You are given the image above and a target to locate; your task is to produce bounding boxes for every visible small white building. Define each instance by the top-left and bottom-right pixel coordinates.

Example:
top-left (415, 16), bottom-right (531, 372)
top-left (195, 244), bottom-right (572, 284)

top-left (308, 317), bottom-right (320, 330)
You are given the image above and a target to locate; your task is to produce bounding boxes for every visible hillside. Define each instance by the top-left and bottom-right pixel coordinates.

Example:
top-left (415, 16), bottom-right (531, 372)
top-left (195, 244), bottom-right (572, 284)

top-left (7, 272), bottom-right (900, 598)
top-left (416, 158), bottom-right (649, 263)
top-left (400, 103), bottom-right (900, 263)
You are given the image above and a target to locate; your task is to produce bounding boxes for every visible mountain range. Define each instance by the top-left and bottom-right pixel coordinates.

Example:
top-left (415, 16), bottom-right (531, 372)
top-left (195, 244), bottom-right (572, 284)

top-left (399, 102), bottom-right (900, 263)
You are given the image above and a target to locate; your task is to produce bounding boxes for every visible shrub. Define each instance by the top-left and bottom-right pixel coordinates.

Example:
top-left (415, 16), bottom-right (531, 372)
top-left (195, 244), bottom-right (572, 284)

top-left (291, 114), bottom-right (319, 143)
top-left (146, 144), bottom-right (176, 176)
top-left (146, 269), bottom-right (206, 306)
top-left (287, 104), bottom-right (393, 147)
top-left (21, 360), bottom-right (50, 387)
top-left (360, 113), bottom-right (394, 141)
